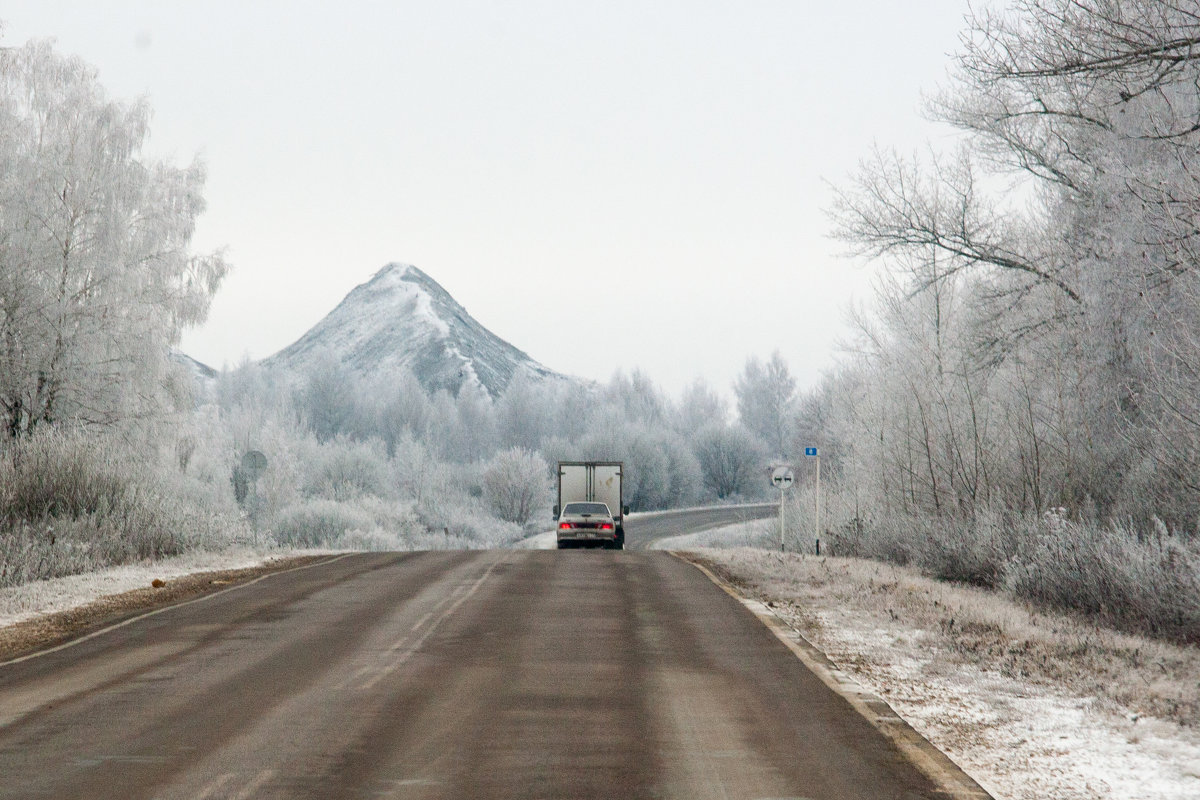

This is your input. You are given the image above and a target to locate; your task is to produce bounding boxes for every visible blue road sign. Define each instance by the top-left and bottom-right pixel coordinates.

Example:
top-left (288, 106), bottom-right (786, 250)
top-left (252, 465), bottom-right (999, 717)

top-left (804, 447), bottom-right (818, 457)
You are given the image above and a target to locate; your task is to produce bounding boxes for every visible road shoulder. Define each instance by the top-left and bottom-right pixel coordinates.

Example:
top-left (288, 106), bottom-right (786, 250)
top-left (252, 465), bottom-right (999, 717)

top-left (674, 550), bottom-right (994, 800)
top-left (0, 554), bottom-right (334, 663)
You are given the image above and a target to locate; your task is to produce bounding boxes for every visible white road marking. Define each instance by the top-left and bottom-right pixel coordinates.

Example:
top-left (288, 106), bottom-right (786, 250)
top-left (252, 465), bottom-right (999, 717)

top-left (358, 556), bottom-right (506, 691)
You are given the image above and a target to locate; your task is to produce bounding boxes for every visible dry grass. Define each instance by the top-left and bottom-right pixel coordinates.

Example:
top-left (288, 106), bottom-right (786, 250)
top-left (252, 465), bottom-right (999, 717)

top-left (0, 427), bottom-right (234, 588)
top-left (691, 547), bottom-right (1200, 728)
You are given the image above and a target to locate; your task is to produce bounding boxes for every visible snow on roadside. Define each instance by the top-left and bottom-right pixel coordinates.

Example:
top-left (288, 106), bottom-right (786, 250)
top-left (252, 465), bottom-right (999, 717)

top-left (684, 535), bottom-right (1200, 800)
top-left (0, 547), bottom-right (335, 630)
top-left (812, 611), bottom-right (1199, 800)
top-left (513, 530), bottom-right (556, 549)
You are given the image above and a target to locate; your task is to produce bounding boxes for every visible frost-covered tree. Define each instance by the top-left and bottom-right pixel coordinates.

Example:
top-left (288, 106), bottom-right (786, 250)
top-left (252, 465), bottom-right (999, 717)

top-left (482, 447), bottom-right (550, 525)
top-left (495, 371), bottom-right (554, 451)
top-left (0, 40), bottom-right (227, 438)
top-left (692, 423), bottom-right (767, 500)
top-left (604, 369), bottom-right (669, 427)
top-left (297, 352), bottom-right (360, 443)
top-left (826, 0), bottom-right (1200, 530)
top-left (375, 370), bottom-right (432, 456)
top-left (676, 377), bottom-right (729, 434)
top-left (735, 352), bottom-right (796, 458)
top-left (449, 381), bottom-right (496, 463)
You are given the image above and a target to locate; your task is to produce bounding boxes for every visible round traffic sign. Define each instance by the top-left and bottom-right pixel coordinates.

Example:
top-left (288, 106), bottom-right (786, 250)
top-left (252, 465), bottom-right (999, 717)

top-left (771, 466), bottom-right (794, 489)
top-left (241, 449), bottom-right (268, 479)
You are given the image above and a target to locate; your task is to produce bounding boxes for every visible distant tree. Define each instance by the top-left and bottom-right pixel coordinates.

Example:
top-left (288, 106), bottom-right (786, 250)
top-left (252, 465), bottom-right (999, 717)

top-left (604, 369), bottom-right (668, 426)
top-left (676, 378), bottom-right (729, 434)
top-left (302, 436), bottom-right (389, 501)
top-left (449, 382), bottom-right (496, 463)
top-left (298, 353), bottom-right (359, 443)
top-left (374, 370), bottom-right (432, 456)
top-left (483, 447), bottom-right (550, 525)
top-left (495, 371), bottom-right (553, 451)
top-left (692, 423), bottom-right (768, 500)
top-left (735, 352), bottom-right (796, 457)
top-left (0, 41), bottom-right (228, 438)
top-left (393, 432), bottom-right (445, 507)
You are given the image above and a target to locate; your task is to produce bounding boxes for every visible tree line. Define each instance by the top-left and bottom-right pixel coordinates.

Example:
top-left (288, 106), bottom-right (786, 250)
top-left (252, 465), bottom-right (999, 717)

top-left (802, 0), bottom-right (1200, 642)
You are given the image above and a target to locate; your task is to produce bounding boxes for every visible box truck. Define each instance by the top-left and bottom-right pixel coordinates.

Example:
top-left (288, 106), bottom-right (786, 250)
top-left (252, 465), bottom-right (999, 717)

top-left (554, 461), bottom-right (628, 549)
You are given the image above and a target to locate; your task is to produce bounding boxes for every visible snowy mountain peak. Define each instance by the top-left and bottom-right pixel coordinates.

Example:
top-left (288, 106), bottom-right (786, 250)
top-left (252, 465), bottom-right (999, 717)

top-left (263, 263), bottom-right (562, 398)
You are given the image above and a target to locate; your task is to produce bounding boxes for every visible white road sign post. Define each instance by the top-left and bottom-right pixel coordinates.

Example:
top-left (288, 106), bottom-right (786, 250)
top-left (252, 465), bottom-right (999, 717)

top-left (805, 447), bottom-right (820, 554)
top-left (771, 466), bottom-right (794, 552)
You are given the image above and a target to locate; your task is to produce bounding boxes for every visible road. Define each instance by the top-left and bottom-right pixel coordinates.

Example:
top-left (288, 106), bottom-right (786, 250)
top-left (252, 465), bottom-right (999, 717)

top-left (0, 550), bottom-right (976, 799)
top-left (624, 502), bottom-right (778, 549)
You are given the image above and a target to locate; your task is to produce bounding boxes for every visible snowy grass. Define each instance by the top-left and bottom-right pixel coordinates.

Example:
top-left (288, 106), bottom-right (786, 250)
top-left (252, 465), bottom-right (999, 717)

top-left (0, 427), bottom-right (244, 588)
top-left (689, 546), bottom-right (1200, 800)
top-left (651, 517), bottom-right (781, 550)
top-left (766, 495), bottom-right (1200, 647)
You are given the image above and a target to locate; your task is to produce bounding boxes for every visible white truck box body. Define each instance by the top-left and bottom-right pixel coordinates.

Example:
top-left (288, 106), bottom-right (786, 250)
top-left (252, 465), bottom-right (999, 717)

top-left (556, 461), bottom-right (624, 548)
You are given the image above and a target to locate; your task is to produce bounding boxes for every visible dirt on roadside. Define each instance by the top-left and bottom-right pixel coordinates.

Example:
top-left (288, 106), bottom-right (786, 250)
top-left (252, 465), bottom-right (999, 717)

top-left (0, 555), bottom-right (333, 662)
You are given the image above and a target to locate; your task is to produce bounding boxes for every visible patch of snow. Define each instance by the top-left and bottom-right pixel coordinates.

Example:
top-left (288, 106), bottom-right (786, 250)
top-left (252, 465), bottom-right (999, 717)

top-left (651, 519), bottom-right (776, 550)
top-left (513, 530), bottom-right (556, 549)
top-left (804, 611), bottom-right (1200, 800)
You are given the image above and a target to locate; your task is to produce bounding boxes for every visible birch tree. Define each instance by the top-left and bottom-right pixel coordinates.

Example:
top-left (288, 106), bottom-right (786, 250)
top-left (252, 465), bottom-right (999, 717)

top-left (0, 40), bottom-right (228, 438)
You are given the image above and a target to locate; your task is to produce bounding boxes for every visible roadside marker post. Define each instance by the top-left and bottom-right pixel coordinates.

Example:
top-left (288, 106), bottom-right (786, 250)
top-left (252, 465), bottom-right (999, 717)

top-left (770, 466), bottom-right (794, 551)
top-left (804, 447), bottom-right (820, 554)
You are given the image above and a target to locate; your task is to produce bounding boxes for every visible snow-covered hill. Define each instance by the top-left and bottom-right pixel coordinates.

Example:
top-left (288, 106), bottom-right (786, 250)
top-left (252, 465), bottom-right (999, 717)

top-left (169, 349), bottom-right (218, 405)
top-left (262, 263), bottom-right (564, 397)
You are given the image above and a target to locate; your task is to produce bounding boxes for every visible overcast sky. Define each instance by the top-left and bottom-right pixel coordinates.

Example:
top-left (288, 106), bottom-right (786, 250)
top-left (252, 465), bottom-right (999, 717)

top-left (2, 1), bottom-right (971, 398)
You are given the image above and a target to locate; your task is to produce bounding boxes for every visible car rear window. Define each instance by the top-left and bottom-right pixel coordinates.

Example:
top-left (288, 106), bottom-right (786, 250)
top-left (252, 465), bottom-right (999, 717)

top-left (562, 502), bottom-right (610, 516)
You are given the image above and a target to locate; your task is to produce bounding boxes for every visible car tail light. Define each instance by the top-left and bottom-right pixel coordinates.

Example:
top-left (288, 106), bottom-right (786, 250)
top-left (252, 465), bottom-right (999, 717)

top-left (600, 523), bottom-right (613, 530)
top-left (559, 522), bottom-right (572, 530)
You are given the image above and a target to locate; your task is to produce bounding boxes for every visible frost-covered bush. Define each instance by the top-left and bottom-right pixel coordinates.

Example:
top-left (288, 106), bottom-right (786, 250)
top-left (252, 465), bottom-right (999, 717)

top-left (0, 427), bottom-right (233, 587)
top-left (482, 447), bottom-right (549, 525)
top-left (819, 497), bottom-right (1200, 645)
top-left (272, 499), bottom-right (375, 547)
top-left (918, 510), bottom-right (1015, 589)
top-left (271, 494), bottom-right (431, 549)
top-left (1004, 519), bottom-right (1200, 645)
top-left (822, 507), bottom-right (920, 567)
top-left (0, 429), bottom-right (130, 521)
top-left (301, 436), bottom-right (390, 501)
top-left (414, 496), bottom-right (526, 548)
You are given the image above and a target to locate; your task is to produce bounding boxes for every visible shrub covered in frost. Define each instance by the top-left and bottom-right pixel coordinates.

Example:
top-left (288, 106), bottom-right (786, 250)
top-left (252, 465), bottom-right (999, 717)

top-left (0, 427), bottom-right (233, 588)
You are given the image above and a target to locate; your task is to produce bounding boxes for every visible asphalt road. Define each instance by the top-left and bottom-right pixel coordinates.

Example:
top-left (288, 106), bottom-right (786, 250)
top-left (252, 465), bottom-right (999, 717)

top-left (0, 550), bottom-right (969, 799)
top-left (624, 502), bottom-right (779, 549)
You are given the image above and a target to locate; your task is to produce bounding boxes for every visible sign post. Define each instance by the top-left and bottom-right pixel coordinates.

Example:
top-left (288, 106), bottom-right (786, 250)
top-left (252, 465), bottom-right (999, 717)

top-left (805, 447), bottom-right (820, 554)
top-left (241, 450), bottom-right (268, 546)
top-left (770, 466), bottom-right (794, 551)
